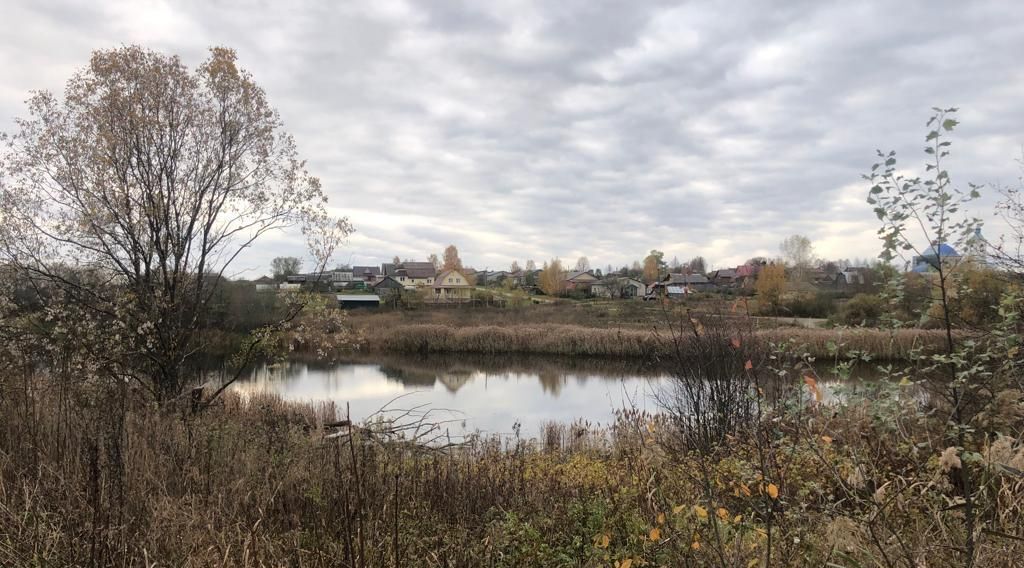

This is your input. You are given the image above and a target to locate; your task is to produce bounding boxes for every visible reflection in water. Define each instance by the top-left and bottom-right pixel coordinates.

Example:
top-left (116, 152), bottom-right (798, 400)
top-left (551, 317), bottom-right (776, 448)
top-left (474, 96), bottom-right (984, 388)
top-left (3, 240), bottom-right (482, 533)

top-left (230, 353), bottom-right (670, 435)
top-left (228, 352), bottom-right (882, 436)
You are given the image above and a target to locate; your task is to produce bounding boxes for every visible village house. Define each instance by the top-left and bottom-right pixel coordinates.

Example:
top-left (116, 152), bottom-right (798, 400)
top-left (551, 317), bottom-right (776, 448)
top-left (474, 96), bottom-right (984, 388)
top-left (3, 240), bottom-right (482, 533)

top-left (352, 265), bottom-right (381, 282)
top-left (649, 273), bottom-right (714, 297)
top-left (430, 269), bottom-right (473, 303)
top-left (733, 262), bottom-right (763, 288)
top-left (709, 268), bottom-right (738, 287)
top-left (383, 261), bottom-right (436, 289)
top-left (480, 270), bottom-right (510, 286)
top-left (329, 268), bottom-right (354, 284)
top-left (591, 277), bottom-right (646, 299)
top-left (834, 267), bottom-right (873, 292)
top-left (369, 275), bottom-right (404, 298)
top-left (564, 270), bottom-right (599, 293)
top-left (911, 242), bottom-right (962, 273)
top-left (253, 275), bottom-right (277, 292)
top-left (512, 269), bottom-right (542, 290)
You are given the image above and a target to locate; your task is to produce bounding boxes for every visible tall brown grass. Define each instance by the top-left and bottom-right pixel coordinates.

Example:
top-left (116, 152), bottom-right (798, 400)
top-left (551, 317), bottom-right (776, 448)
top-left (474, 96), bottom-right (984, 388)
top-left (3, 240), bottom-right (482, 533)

top-left (2, 370), bottom-right (1022, 566)
top-left (362, 322), bottom-right (952, 361)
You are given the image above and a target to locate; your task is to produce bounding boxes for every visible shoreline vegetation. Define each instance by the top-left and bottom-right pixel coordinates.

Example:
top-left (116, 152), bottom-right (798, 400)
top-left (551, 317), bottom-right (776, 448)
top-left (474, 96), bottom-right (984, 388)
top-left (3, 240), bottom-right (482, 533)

top-left (4, 379), bottom-right (1022, 566)
top-left (356, 322), bottom-right (952, 361)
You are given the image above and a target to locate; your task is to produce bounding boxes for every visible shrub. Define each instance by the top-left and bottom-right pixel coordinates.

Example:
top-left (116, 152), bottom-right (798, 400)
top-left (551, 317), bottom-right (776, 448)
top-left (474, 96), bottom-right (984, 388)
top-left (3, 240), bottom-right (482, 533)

top-left (781, 292), bottom-right (836, 318)
top-left (834, 293), bottom-right (884, 327)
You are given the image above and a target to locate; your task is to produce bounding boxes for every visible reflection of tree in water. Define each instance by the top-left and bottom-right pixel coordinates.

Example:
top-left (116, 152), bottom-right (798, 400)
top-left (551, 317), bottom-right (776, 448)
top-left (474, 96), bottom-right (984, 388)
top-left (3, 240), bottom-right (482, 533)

top-left (313, 351), bottom-right (669, 394)
top-left (237, 360), bottom-right (309, 388)
top-left (377, 365), bottom-right (436, 388)
top-left (437, 371), bottom-right (474, 393)
top-left (537, 370), bottom-right (566, 396)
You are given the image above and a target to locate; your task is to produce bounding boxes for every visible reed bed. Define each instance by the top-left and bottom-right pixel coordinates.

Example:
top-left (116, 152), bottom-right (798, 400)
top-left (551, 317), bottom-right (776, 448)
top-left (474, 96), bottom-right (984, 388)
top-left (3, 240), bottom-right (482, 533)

top-left (3, 375), bottom-right (1022, 567)
top-left (363, 323), bottom-right (952, 361)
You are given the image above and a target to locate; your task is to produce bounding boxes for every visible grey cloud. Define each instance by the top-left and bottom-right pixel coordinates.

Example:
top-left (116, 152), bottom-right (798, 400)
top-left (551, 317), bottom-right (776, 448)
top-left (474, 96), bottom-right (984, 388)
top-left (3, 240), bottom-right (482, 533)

top-left (3, 0), bottom-right (1023, 275)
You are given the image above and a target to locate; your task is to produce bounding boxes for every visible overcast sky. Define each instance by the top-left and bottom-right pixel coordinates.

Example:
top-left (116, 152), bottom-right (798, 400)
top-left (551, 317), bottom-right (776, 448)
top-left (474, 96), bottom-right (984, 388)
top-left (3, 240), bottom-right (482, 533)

top-left (3, 1), bottom-right (1023, 275)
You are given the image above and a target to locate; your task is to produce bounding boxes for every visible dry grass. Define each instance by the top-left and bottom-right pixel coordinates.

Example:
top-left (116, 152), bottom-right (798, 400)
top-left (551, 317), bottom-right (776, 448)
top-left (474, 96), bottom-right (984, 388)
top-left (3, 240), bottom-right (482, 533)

top-left (1, 371), bottom-right (1023, 567)
top-left (362, 322), bottom-right (953, 361)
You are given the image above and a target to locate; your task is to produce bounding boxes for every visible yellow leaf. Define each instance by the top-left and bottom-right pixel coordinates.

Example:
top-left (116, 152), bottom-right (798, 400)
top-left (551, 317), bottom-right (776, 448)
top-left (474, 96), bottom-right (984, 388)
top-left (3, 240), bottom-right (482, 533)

top-left (595, 533), bottom-right (610, 548)
top-left (656, 512), bottom-right (666, 525)
top-left (646, 421), bottom-right (656, 434)
top-left (673, 504), bottom-right (686, 514)
top-left (766, 483), bottom-right (779, 499)
top-left (649, 527), bottom-right (661, 542)
top-left (747, 559), bottom-right (760, 567)
top-left (694, 505), bottom-right (708, 520)
top-left (691, 539), bottom-right (701, 550)
top-left (821, 435), bottom-right (833, 444)
top-left (733, 514), bottom-right (742, 523)
top-left (618, 559), bottom-right (633, 568)
top-left (804, 376), bottom-right (822, 402)
top-left (739, 483), bottom-right (752, 496)
top-left (716, 507), bottom-right (729, 521)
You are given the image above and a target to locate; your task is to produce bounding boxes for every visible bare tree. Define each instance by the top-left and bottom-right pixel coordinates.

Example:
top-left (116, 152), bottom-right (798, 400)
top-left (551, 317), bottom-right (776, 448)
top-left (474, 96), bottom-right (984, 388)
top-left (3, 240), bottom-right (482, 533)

top-left (779, 234), bottom-right (815, 280)
top-left (575, 256), bottom-right (590, 272)
top-left (509, 260), bottom-right (521, 273)
top-left (687, 256), bottom-right (707, 275)
top-left (0, 46), bottom-right (350, 401)
top-left (271, 257), bottom-right (303, 281)
top-left (428, 253), bottom-right (441, 272)
top-left (525, 259), bottom-right (536, 272)
top-left (599, 276), bottom-right (631, 299)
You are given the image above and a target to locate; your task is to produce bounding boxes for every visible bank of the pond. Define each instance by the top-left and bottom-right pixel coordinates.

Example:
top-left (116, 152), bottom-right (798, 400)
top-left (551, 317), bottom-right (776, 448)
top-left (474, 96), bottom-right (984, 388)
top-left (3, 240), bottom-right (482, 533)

top-left (360, 323), bottom-right (951, 361)
top-left (6, 383), bottom-right (1022, 566)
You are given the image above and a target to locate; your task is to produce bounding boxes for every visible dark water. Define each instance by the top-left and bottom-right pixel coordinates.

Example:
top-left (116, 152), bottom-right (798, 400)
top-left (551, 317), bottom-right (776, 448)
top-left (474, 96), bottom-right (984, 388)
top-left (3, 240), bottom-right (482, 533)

top-left (228, 352), bottom-right (867, 436)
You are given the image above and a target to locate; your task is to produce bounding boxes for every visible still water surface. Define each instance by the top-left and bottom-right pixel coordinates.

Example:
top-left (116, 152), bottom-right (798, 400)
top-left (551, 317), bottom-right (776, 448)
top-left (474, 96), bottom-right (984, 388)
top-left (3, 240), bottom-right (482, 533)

top-left (229, 353), bottom-right (857, 436)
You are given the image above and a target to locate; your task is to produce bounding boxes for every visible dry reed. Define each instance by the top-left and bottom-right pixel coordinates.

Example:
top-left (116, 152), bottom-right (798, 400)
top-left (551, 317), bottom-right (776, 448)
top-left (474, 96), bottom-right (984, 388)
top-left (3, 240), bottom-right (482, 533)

top-left (363, 323), bottom-right (952, 361)
top-left (1, 372), bottom-right (1022, 567)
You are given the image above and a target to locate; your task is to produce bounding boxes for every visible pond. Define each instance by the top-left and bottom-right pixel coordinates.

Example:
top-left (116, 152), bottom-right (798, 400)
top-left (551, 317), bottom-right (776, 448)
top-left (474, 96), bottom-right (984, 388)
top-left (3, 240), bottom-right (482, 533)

top-left (227, 352), bottom-right (870, 437)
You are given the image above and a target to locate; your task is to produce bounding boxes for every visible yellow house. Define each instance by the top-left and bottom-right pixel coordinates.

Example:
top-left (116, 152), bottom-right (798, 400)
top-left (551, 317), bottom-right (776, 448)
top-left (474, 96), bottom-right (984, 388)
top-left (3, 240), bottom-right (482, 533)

top-left (431, 269), bottom-right (473, 303)
top-left (387, 261), bottom-right (436, 289)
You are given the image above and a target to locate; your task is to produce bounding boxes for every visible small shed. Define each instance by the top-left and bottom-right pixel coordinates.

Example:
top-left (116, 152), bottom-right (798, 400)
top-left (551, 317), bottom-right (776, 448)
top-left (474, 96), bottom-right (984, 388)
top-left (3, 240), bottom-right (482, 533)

top-left (369, 275), bottom-right (404, 297)
top-left (336, 294), bottom-right (381, 309)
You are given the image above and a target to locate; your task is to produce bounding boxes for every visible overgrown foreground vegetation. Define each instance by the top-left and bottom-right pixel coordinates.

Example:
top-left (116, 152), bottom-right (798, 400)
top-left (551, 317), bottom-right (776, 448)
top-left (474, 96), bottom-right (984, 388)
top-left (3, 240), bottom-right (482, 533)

top-left (2, 362), bottom-right (1023, 567)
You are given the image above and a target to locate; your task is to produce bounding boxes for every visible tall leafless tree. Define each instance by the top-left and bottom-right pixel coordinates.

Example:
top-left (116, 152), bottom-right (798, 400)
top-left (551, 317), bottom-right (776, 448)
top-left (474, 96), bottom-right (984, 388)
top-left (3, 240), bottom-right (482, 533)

top-left (0, 46), bottom-right (350, 401)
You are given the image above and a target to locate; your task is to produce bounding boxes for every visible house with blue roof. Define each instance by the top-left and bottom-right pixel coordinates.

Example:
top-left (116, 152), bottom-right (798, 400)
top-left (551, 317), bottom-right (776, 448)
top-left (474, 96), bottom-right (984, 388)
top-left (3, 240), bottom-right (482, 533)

top-left (911, 242), bottom-right (962, 273)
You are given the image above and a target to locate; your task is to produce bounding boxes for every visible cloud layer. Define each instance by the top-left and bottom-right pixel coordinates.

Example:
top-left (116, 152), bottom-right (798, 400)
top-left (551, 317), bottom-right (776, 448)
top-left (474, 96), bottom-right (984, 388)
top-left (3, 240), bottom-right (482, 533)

top-left (3, 0), bottom-right (1023, 274)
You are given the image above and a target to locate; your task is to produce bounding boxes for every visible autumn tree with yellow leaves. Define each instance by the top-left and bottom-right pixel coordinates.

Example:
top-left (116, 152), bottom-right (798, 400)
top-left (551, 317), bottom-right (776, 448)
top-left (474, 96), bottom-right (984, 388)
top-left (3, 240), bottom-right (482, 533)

top-left (754, 262), bottom-right (786, 315)
top-left (538, 258), bottom-right (567, 296)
